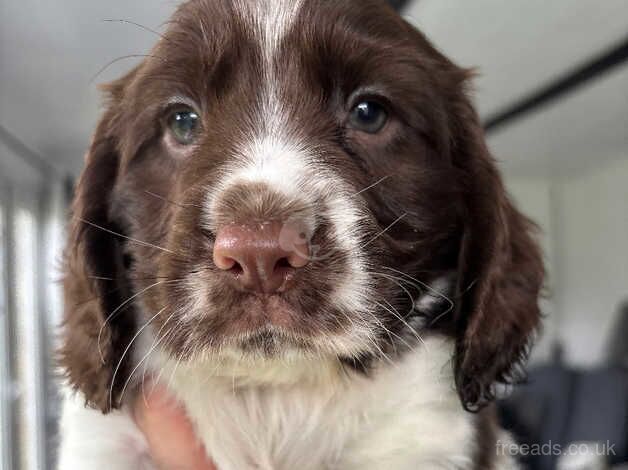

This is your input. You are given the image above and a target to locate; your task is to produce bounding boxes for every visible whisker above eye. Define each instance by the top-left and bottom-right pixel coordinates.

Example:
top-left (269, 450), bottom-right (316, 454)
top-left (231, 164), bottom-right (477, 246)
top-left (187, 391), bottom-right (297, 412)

top-left (89, 54), bottom-right (167, 84)
top-left (102, 19), bottom-right (170, 42)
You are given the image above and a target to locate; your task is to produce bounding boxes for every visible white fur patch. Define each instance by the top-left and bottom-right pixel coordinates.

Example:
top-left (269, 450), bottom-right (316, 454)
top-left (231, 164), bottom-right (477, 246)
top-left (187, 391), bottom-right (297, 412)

top-left (234, 0), bottom-right (304, 62)
top-left (414, 273), bottom-right (456, 315)
top-left (57, 388), bottom-right (153, 470)
top-left (58, 336), bottom-right (522, 469)
top-left (153, 336), bottom-right (478, 469)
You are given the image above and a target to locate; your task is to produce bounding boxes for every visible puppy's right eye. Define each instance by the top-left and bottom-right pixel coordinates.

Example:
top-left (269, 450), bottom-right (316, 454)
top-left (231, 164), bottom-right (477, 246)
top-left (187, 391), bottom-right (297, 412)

top-left (348, 100), bottom-right (388, 134)
top-left (167, 107), bottom-right (200, 145)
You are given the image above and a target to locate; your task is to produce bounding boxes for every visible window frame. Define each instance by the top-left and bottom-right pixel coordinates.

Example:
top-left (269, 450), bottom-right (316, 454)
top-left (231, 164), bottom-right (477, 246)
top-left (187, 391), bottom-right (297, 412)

top-left (0, 179), bottom-right (16, 470)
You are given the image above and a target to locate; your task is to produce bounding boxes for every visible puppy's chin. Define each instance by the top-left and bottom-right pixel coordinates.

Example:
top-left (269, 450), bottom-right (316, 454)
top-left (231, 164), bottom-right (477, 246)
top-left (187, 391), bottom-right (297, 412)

top-left (236, 327), bottom-right (315, 358)
top-left (170, 320), bottom-right (369, 376)
top-left (168, 328), bottom-right (347, 387)
top-left (218, 325), bottom-right (356, 367)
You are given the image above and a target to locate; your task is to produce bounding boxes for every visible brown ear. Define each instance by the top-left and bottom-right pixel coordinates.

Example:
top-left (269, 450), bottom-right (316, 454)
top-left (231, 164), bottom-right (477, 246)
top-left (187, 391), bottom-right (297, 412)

top-left (452, 103), bottom-right (544, 411)
top-left (59, 79), bottom-right (135, 413)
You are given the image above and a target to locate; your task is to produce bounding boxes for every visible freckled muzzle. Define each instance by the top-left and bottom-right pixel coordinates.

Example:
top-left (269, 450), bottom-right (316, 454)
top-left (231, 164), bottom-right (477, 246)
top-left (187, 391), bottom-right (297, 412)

top-left (158, 161), bottom-right (377, 358)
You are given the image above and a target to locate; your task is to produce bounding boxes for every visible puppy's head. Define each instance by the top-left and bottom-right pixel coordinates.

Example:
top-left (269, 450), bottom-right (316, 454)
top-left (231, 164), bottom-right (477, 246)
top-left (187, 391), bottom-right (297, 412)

top-left (60, 0), bottom-right (543, 412)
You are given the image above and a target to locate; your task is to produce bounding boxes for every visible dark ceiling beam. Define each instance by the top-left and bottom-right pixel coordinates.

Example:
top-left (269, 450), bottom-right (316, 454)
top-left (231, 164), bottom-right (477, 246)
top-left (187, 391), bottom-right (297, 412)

top-left (388, 0), bottom-right (412, 12)
top-left (484, 35), bottom-right (628, 134)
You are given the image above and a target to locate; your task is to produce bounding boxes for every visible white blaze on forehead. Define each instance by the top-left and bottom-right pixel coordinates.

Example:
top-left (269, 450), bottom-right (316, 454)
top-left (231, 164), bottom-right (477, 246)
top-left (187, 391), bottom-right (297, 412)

top-left (234, 0), bottom-right (304, 138)
top-left (206, 0), bottom-right (311, 210)
top-left (200, 1), bottom-right (378, 340)
top-left (234, 0), bottom-right (304, 61)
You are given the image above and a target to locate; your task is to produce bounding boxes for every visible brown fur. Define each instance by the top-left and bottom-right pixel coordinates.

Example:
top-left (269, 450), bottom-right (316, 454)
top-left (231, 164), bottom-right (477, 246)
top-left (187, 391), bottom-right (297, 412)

top-left (59, 0), bottom-right (544, 424)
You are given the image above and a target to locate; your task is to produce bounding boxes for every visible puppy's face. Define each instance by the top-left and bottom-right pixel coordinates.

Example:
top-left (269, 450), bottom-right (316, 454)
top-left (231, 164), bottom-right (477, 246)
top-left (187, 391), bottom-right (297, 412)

top-left (62, 0), bottom-right (544, 412)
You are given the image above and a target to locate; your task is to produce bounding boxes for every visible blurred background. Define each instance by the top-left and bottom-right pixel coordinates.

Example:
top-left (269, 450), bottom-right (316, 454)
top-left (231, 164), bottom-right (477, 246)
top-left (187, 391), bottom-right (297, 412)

top-left (0, 0), bottom-right (626, 469)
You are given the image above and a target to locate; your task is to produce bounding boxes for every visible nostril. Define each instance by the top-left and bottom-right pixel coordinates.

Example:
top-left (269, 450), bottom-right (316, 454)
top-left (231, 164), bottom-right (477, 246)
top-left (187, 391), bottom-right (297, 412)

top-left (274, 257), bottom-right (292, 271)
top-left (214, 253), bottom-right (237, 271)
top-left (229, 261), bottom-right (244, 276)
top-left (214, 252), bottom-right (244, 276)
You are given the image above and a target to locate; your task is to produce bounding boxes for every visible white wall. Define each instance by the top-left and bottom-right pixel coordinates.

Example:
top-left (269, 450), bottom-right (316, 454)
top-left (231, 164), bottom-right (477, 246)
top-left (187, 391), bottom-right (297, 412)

top-left (504, 156), bottom-right (628, 367)
top-left (552, 157), bottom-right (628, 366)
top-left (505, 175), bottom-right (556, 363)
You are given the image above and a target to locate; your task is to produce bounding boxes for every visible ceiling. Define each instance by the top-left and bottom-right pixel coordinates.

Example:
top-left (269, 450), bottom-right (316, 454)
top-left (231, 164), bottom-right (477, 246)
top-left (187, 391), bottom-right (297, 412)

top-left (1, 0), bottom-right (627, 178)
top-left (404, 0), bottom-right (628, 176)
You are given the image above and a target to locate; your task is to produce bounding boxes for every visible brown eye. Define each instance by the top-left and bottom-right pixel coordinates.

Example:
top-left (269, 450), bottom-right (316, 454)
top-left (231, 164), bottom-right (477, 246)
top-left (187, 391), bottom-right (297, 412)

top-left (168, 107), bottom-right (200, 145)
top-left (349, 101), bottom-right (388, 134)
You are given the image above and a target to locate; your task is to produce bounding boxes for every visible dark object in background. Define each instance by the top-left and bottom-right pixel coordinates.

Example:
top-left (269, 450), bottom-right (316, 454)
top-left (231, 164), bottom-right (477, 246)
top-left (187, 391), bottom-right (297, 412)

top-left (500, 364), bottom-right (628, 469)
top-left (387, 0), bottom-right (412, 11)
top-left (608, 301), bottom-right (628, 368)
top-left (500, 303), bottom-right (628, 470)
top-left (499, 361), bottom-right (577, 470)
top-left (565, 368), bottom-right (628, 465)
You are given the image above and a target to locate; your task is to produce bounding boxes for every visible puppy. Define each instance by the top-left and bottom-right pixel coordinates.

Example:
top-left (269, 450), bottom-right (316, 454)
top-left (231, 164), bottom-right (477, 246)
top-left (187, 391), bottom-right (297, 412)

top-left (57, 0), bottom-right (544, 468)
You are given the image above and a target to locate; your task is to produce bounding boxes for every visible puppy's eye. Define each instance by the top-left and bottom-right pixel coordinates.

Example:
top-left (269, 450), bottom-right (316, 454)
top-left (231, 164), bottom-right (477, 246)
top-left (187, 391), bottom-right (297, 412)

top-left (168, 108), bottom-right (200, 145)
top-left (349, 101), bottom-right (388, 134)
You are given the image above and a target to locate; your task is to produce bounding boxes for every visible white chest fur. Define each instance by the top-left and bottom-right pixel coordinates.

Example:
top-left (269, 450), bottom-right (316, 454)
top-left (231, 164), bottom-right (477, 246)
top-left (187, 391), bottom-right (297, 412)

top-left (58, 336), bottom-right (519, 470)
top-left (153, 337), bottom-right (477, 470)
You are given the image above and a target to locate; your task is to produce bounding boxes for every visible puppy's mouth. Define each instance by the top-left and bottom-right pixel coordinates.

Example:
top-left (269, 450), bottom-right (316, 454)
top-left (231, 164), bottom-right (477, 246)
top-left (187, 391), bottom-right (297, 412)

top-left (224, 294), bottom-right (308, 333)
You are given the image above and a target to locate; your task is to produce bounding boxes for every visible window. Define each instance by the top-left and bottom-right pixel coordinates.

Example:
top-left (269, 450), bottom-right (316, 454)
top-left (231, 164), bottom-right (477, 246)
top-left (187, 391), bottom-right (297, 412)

top-left (0, 172), bottom-right (67, 469)
top-left (0, 189), bottom-right (13, 470)
top-left (14, 206), bottom-right (43, 470)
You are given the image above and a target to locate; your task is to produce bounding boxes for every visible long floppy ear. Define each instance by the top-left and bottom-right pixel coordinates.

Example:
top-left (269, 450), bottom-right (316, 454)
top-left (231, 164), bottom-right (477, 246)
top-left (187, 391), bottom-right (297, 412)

top-left (452, 100), bottom-right (545, 411)
top-left (59, 78), bottom-right (136, 413)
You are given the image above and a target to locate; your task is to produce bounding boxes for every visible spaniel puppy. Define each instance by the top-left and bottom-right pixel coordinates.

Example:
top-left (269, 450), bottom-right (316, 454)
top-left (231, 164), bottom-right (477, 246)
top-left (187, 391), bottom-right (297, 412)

top-left (58, 0), bottom-right (544, 468)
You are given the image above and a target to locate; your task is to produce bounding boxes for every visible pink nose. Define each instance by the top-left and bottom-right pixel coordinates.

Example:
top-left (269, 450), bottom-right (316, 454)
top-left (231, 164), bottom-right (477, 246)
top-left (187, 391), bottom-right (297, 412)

top-left (212, 221), bottom-right (310, 293)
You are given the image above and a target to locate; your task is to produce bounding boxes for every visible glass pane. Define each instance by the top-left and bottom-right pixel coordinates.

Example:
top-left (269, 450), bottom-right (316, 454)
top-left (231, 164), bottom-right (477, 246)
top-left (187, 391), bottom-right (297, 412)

top-left (0, 199), bottom-right (10, 470)
top-left (42, 183), bottom-right (65, 468)
top-left (13, 207), bottom-right (40, 470)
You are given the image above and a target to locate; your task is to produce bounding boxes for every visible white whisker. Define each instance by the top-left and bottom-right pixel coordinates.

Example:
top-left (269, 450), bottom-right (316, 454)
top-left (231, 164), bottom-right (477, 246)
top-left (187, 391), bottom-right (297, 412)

top-left (368, 301), bottom-right (416, 352)
top-left (336, 309), bottom-right (394, 366)
top-left (78, 218), bottom-right (177, 255)
top-left (120, 308), bottom-right (182, 404)
top-left (108, 307), bottom-right (166, 409)
top-left (352, 174), bottom-right (392, 197)
top-left (379, 298), bottom-right (428, 350)
top-left (362, 212), bottom-right (408, 248)
top-left (373, 272), bottom-right (416, 313)
top-left (97, 280), bottom-right (168, 365)
top-left (383, 266), bottom-right (455, 310)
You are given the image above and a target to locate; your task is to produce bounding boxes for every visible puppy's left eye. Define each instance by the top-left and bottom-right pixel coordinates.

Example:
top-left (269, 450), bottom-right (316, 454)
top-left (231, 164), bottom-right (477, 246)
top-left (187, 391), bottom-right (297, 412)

top-left (168, 107), bottom-right (200, 145)
top-left (349, 101), bottom-right (388, 134)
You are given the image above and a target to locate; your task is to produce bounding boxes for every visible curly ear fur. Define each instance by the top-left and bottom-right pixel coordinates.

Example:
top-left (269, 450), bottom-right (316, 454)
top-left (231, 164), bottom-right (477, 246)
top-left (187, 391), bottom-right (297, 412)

top-left (452, 100), bottom-right (545, 411)
top-left (59, 78), bottom-right (136, 413)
